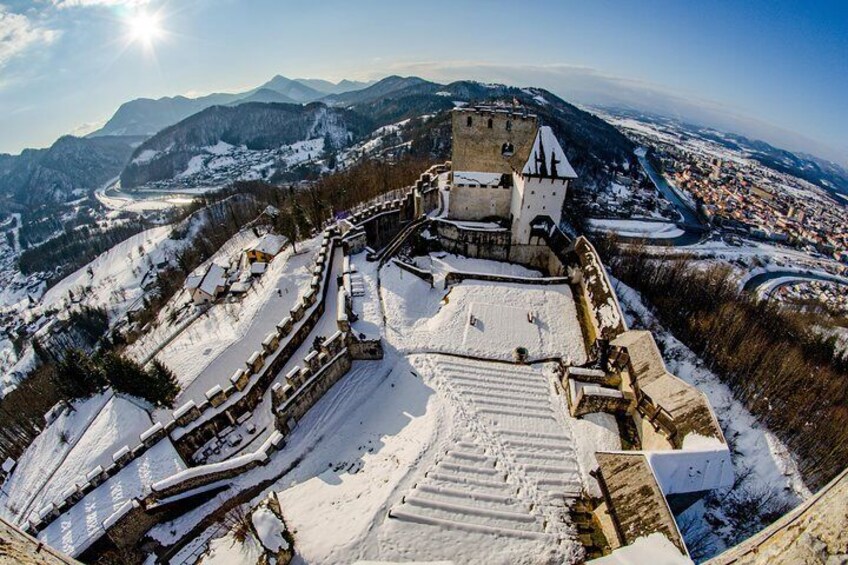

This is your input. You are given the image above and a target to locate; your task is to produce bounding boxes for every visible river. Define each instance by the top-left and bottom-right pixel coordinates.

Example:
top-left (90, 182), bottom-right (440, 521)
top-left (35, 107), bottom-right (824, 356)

top-left (636, 149), bottom-right (704, 229)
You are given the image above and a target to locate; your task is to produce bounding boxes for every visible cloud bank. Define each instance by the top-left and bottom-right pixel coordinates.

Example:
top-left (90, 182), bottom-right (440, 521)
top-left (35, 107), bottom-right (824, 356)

top-left (0, 6), bottom-right (59, 70)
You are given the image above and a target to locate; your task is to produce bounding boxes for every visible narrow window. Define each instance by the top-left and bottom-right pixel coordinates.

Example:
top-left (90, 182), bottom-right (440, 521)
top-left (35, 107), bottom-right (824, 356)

top-left (506, 120), bottom-right (512, 131)
top-left (466, 116), bottom-right (473, 127)
top-left (487, 118), bottom-right (493, 129)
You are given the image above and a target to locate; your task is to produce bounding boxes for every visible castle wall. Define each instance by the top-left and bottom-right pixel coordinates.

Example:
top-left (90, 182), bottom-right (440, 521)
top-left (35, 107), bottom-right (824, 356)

top-left (451, 108), bottom-right (538, 174)
top-left (448, 184), bottom-right (511, 220)
top-left (432, 219), bottom-right (511, 261)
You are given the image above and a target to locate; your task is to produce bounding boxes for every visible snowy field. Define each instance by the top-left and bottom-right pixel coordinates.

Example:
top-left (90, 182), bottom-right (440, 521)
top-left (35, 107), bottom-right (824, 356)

top-left (381, 261), bottom-right (586, 364)
top-left (588, 218), bottom-right (685, 240)
top-left (0, 393), bottom-right (154, 527)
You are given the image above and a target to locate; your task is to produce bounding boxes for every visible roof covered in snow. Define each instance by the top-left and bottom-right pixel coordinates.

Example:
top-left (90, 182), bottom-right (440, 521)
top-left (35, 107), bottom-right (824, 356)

top-left (249, 234), bottom-right (287, 257)
top-left (521, 126), bottom-right (577, 180)
top-left (198, 264), bottom-right (227, 297)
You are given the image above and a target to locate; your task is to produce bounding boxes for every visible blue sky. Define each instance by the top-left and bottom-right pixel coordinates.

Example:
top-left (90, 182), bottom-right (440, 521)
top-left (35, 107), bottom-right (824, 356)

top-left (1, 0), bottom-right (846, 163)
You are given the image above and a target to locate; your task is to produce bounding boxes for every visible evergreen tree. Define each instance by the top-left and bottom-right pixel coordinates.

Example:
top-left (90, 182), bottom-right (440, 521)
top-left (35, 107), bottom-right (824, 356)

top-left (276, 208), bottom-right (299, 253)
top-left (147, 360), bottom-right (180, 408)
top-left (55, 349), bottom-right (105, 399)
top-left (101, 351), bottom-right (149, 401)
top-left (292, 203), bottom-right (310, 240)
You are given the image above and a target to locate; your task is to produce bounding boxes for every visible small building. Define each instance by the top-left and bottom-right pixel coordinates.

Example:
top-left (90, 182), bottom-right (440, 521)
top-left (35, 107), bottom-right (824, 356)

top-left (250, 262), bottom-right (268, 277)
top-left (246, 234), bottom-right (287, 264)
top-left (185, 263), bottom-right (227, 304)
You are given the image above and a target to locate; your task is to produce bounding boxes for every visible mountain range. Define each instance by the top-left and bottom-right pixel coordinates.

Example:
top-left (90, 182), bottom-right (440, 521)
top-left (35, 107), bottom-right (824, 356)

top-left (2, 72), bottom-right (846, 214)
top-left (118, 77), bottom-right (636, 190)
top-left (90, 75), bottom-right (374, 138)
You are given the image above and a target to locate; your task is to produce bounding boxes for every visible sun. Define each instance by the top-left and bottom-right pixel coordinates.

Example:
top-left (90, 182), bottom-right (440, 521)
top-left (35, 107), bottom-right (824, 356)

top-left (127, 11), bottom-right (163, 47)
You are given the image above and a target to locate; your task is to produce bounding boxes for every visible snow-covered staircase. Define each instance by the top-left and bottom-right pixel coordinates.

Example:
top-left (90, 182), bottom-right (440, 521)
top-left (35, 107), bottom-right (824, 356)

top-left (389, 442), bottom-right (554, 540)
top-left (388, 357), bottom-right (583, 542)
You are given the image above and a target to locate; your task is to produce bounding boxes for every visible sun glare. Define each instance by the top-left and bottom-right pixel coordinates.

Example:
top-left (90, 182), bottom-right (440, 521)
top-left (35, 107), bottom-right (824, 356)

top-left (127, 11), bottom-right (163, 48)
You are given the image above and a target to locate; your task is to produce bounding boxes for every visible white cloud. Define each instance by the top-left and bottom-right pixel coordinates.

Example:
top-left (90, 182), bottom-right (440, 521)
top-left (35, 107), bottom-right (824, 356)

top-left (0, 6), bottom-right (59, 69)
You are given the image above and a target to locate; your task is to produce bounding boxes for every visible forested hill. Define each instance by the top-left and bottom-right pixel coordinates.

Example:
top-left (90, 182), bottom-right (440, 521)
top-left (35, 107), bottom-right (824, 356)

top-left (0, 135), bottom-right (145, 212)
top-left (120, 77), bottom-right (635, 190)
top-left (119, 102), bottom-right (374, 188)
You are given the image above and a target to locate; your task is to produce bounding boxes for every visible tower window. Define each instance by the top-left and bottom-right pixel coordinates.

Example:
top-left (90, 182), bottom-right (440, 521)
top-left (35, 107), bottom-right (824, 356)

top-left (506, 120), bottom-right (512, 131)
top-left (501, 142), bottom-right (514, 156)
top-left (487, 118), bottom-right (493, 129)
top-left (466, 116), bottom-right (473, 127)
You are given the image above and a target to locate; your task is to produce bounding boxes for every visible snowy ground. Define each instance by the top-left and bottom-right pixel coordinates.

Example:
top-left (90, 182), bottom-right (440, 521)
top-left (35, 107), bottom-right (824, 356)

top-left (588, 218), bottom-right (685, 240)
top-left (150, 238), bottom-right (318, 417)
top-left (39, 438), bottom-right (186, 558)
top-left (237, 351), bottom-right (609, 565)
top-left (381, 260), bottom-right (586, 364)
top-left (0, 393), bottom-right (154, 527)
top-left (417, 252), bottom-right (544, 279)
top-left (38, 225), bottom-right (181, 326)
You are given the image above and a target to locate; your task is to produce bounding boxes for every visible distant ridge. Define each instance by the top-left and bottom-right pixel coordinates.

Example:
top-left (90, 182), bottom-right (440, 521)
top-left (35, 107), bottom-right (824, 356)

top-left (88, 75), bottom-right (372, 138)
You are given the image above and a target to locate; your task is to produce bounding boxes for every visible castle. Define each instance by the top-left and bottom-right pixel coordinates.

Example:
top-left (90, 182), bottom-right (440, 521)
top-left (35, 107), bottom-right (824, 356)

top-left (448, 106), bottom-right (576, 244)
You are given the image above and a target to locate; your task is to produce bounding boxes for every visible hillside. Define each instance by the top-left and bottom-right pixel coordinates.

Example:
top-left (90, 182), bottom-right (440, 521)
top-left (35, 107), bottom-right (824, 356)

top-left (90, 75), bottom-right (368, 139)
top-left (120, 102), bottom-right (373, 187)
top-left (0, 135), bottom-right (144, 211)
top-left (90, 93), bottom-right (244, 137)
top-left (119, 77), bottom-right (635, 190)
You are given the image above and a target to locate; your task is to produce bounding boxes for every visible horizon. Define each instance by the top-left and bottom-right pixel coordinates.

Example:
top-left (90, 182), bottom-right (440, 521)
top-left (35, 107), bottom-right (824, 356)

top-left (0, 0), bottom-right (846, 166)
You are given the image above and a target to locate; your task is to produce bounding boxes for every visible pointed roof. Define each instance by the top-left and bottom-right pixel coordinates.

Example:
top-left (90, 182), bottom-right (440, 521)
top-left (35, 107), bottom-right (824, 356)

top-left (521, 126), bottom-right (577, 180)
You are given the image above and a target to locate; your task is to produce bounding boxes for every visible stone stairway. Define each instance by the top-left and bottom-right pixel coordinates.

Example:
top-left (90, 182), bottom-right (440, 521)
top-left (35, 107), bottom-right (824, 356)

top-left (388, 357), bottom-right (583, 543)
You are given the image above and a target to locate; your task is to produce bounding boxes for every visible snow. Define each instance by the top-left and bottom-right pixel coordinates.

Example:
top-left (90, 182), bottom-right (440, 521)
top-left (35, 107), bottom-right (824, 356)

top-left (438, 219), bottom-right (505, 232)
top-left (198, 530), bottom-right (264, 565)
top-left (249, 233), bottom-right (287, 256)
top-left (269, 350), bottom-right (589, 564)
top-left (421, 253), bottom-right (543, 279)
top-left (588, 219), bottom-right (685, 240)
top-left (381, 263), bottom-right (586, 363)
top-left (589, 533), bottom-right (692, 564)
top-left (38, 225), bottom-right (181, 325)
top-left (251, 506), bottom-right (288, 552)
top-left (179, 155), bottom-right (206, 179)
top-left (569, 413), bottom-right (621, 497)
top-left (37, 439), bottom-right (186, 557)
top-left (148, 237), bottom-right (317, 415)
top-left (132, 149), bottom-right (159, 165)
top-left (204, 141), bottom-right (234, 156)
top-left (0, 394), bottom-right (152, 527)
top-left (612, 277), bottom-right (811, 555)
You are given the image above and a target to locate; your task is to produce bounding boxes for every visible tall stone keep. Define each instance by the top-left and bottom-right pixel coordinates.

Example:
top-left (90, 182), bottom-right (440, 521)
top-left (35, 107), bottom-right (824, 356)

top-left (448, 106), bottom-right (577, 244)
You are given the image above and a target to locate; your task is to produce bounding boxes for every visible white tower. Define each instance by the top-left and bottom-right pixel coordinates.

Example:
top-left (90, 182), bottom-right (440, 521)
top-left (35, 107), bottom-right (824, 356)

top-left (510, 126), bottom-right (577, 244)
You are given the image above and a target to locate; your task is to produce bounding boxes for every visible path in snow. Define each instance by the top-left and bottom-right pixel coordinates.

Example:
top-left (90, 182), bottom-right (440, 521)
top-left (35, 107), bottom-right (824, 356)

top-left (381, 355), bottom-right (583, 563)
